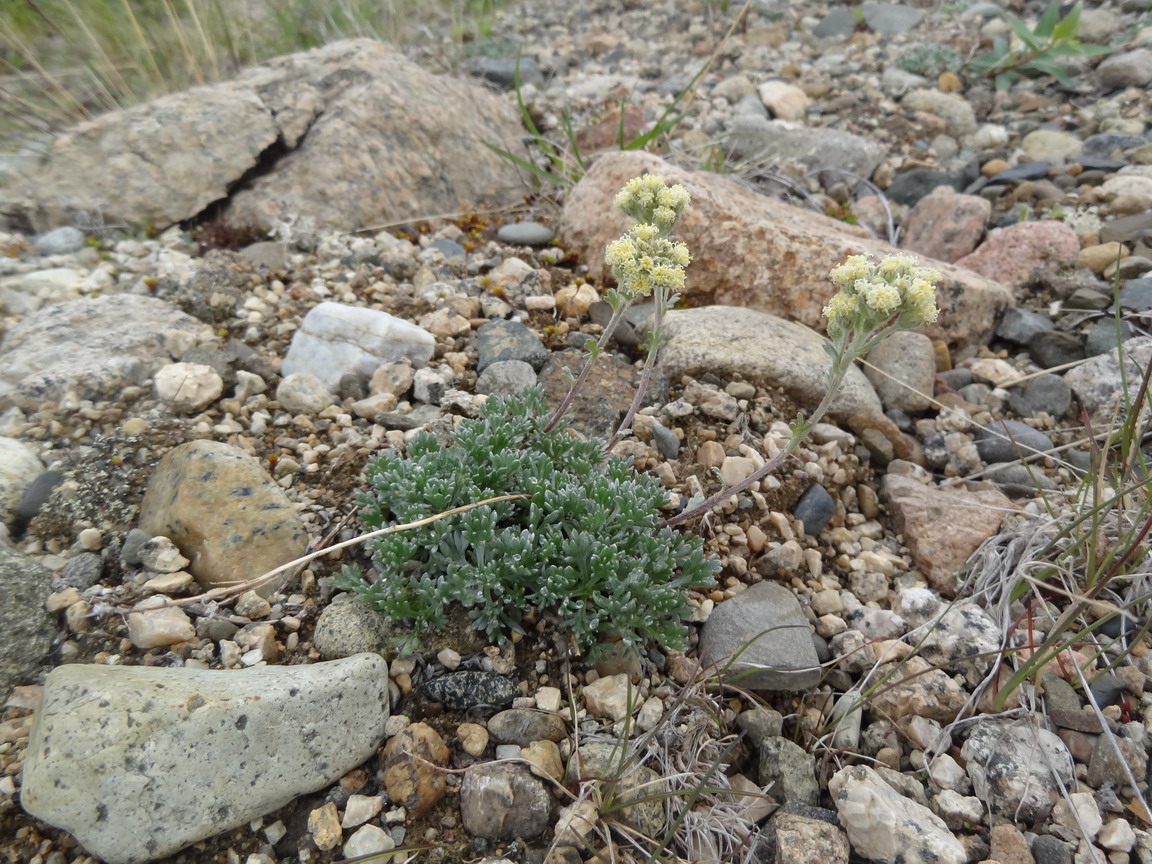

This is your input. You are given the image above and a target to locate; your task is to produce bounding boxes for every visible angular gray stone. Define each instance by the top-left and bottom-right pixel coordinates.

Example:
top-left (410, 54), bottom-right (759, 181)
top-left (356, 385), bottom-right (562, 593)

top-left (281, 302), bottom-right (435, 393)
top-left (698, 581), bottom-right (821, 690)
top-left (21, 654), bottom-right (391, 864)
top-left (0, 295), bottom-right (210, 412)
top-left (996, 307), bottom-right (1054, 346)
top-left (724, 116), bottom-right (887, 184)
top-left (1065, 336), bottom-right (1152, 417)
top-left (960, 719), bottom-right (1074, 822)
top-left (459, 762), bottom-right (551, 840)
top-left (475, 359), bottom-right (537, 398)
top-left (758, 736), bottom-right (819, 805)
top-left (864, 330), bottom-right (936, 414)
top-left (0, 544), bottom-right (54, 695)
top-left (1007, 374), bottom-right (1071, 419)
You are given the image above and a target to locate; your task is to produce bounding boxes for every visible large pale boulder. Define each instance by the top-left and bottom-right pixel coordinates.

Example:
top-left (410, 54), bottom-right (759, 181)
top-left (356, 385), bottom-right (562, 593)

top-left (7, 40), bottom-right (527, 233)
top-left (560, 152), bottom-right (1012, 351)
top-left (645, 305), bottom-right (883, 421)
top-left (21, 654), bottom-right (390, 864)
top-left (0, 295), bottom-right (211, 412)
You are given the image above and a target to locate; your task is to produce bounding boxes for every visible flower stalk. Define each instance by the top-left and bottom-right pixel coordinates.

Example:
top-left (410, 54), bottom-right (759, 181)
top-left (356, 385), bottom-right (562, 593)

top-left (664, 254), bottom-right (941, 528)
top-left (543, 174), bottom-right (691, 436)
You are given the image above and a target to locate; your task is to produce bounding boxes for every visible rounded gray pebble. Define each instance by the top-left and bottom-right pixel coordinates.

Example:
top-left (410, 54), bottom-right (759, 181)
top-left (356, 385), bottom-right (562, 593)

top-left (1007, 374), bottom-right (1071, 419)
top-left (59, 552), bottom-right (103, 590)
top-left (496, 222), bottom-right (555, 247)
top-left (1031, 835), bottom-right (1072, 864)
top-left (15, 470), bottom-right (63, 535)
top-left (476, 320), bottom-right (549, 372)
top-left (794, 484), bottom-right (836, 537)
top-left (974, 419), bottom-right (1054, 464)
top-left (34, 226), bottom-right (86, 256)
top-left (475, 359), bottom-right (537, 397)
top-left (120, 528), bottom-right (152, 567)
top-left (313, 593), bottom-right (392, 659)
top-left (651, 423), bottom-right (680, 460)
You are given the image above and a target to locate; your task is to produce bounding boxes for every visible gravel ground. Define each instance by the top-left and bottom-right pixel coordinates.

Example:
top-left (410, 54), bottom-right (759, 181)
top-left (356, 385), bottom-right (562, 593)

top-left (3, 0), bottom-right (1152, 862)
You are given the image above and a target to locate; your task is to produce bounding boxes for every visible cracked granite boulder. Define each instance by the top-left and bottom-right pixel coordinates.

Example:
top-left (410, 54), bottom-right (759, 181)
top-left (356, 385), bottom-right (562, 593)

top-left (5, 39), bottom-right (526, 233)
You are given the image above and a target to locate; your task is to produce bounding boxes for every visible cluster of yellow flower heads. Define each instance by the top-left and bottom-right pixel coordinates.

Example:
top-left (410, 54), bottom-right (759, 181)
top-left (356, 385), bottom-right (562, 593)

top-left (823, 253), bottom-right (940, 339)
top-left (604, 174), bottom-right (691, 300)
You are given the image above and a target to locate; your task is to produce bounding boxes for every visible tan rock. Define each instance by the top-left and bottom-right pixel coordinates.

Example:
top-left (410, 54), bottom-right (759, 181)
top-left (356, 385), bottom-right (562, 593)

top-left (308, 802), bottom-right (342, 852)
top-left (582, 674), bottom-right (633, 722)
top-left (560, 152), bottom-right (1009, 350)
top-left (758, 80), bottom-right (810, 121)
top-left (381, 722), bottom-right (449, 819)
top-left (139, 440), bottom-right (307, 598)
top-left (881, 472), bottom-right (1015, 597)
top-left (127, 604), bottom-right (195, 649)
top-left (521, 739), bottom-right (564, 782)
top-left (1076, 242), bottom-right (1129, 274)
top-left (458, 723), bottom-right (489, 757)
top-left (954, 220), bottom-right (1080, 291)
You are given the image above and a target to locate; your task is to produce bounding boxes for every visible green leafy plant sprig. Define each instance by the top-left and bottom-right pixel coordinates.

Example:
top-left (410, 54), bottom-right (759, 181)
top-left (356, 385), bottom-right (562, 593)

top-left (333, 389), bottom-right (720, 658)
top-left (966, 0), bottom-right (1114, 91)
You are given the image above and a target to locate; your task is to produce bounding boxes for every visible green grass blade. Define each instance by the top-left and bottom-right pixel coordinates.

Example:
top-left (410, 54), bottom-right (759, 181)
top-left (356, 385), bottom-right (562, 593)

top-left (1034, 0), bottom-right (1063, 40)
top-left (1051, 1), bottom-right (1083, 43)
top-left (1003, 12), bottom-right (1042, 52)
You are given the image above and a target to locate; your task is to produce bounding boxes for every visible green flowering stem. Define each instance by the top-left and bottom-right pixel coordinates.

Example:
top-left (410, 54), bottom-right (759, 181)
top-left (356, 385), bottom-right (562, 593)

top-left (606, 288), bottom-right (672, 451)
top-left (661, 340), bottom-right (857, 529)
top-left (544, 174), bottom-right (691, 436)
top-left (542, 297), bottom-right (631, 434)
top-left (664, 253), bottom-right (940, 529)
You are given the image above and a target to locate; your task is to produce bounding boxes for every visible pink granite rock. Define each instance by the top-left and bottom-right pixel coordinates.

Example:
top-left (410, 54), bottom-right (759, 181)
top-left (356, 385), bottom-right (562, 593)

top-left (560, 152), bottom-right (1011, 351)
top-left (881, 472), bottom-right (1016, 596)
top-left (954, 220), bottom-right (1081, 292)
top-left (900, 193), bottom-right (991, 263)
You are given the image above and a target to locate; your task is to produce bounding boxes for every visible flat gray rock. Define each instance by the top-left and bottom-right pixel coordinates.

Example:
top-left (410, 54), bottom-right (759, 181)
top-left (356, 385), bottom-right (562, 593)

top-left (9, 40), bottom-right (527, 233)
top-left (1064, 336), bottom-right (1152, 417)
top-left (0, 295), bottom-right (210, 412)
top-left (650, 305), bottom-right (883, 421)
top-left (21, 653), bottom-right (390, 864)
top-left (698, 581), bottom-right (821, 690)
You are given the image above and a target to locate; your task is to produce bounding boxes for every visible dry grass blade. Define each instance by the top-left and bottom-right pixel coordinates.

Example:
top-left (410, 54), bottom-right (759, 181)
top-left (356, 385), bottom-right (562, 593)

top-left (152, 493), bottom-right (529, 609)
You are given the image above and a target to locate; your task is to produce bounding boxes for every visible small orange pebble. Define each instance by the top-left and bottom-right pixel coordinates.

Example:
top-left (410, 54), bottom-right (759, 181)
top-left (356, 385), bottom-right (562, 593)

top-left (981, 158), bottom-right (1010, 177)
top-left (937, 71), bottom-right (963, 93)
